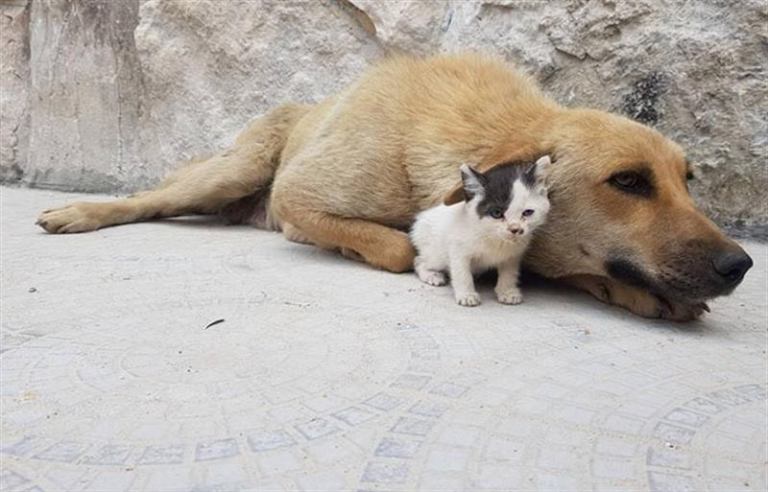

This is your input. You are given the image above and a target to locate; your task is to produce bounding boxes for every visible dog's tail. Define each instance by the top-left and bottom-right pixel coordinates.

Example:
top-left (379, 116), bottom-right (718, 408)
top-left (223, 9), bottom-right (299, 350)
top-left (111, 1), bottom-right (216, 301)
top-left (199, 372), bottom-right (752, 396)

top-left (215, 103), bottom-right (313, 229)
top-left (36, 103), bottom-right (312, 234)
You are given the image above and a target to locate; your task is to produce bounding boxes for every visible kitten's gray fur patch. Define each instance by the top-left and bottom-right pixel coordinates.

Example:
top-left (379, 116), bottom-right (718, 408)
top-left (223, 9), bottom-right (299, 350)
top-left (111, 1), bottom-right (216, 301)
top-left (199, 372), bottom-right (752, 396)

top-left (467, 160), bottom-right (540, 218)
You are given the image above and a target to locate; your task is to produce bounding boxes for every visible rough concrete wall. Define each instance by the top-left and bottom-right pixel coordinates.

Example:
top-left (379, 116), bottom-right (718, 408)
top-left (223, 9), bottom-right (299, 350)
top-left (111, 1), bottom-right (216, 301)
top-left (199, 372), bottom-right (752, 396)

top-left (0, 0), bottom-right (30, 184)
top-left (25, 0), bottom-right (149, 191)
top-left (2, 0), bottom-right (766, 234)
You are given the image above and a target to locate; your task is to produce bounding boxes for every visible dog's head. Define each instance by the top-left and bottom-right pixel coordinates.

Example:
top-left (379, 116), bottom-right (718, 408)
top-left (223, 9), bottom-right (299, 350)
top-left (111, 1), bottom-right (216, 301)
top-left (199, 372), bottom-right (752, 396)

top-left (444, 108), bottom-right (753, 305)
top-left (524, 109), bottom-right (752, 304)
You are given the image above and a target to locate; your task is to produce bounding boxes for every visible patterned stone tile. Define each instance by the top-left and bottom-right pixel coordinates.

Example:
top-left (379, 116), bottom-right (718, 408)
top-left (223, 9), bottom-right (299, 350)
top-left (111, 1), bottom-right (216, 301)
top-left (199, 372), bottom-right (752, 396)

top-left (332, 406), bottom-right (376, 426)
top-left (390, 417), bottom-right (435, 437)
top-left (647, 471), bottom-right (698, 492)
top-left (430, 382), bottom-right (469, 399)
top-left (2, 190), bottom-right (765, 492)
top-left (195, 438), bottom-right (239, 461)
top-left (361, 462), bottom-right (409, 484)
top-left (0, 470), bottom-right (29, 490)
top-left (83, 444), bottom-right (133, 465)
top-left (390, 373), bottom-right (432, 390)
top-left (363, 393), bottom-right (403, 411)
top-left (137, 444), bottom-right (184, 465)
top-left (246, 429), bottom-right (296, 452)
top-left (295, 418), bottom-right (340, 440)
top-left (408, 400), bottom-right (449, 418)
top-left (374, 437), bottom-right (422, 459)
top-left (33, 441), bottom-right (90, 463)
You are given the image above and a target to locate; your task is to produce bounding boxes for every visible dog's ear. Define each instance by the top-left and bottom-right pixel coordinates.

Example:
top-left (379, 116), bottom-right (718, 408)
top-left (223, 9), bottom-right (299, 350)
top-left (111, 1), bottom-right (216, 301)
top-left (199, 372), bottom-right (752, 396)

top-left (444, 186), bottom-right (465, 206)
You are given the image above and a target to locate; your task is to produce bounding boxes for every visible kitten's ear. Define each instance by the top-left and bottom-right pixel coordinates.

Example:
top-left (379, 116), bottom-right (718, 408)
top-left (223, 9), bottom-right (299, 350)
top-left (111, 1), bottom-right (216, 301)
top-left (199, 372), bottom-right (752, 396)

top-left (533, 155), bottom-right (552, 182)
top-left (524, 155), bottom-right (552, 195)
top-left (459, 164), bottom-right (486, 201)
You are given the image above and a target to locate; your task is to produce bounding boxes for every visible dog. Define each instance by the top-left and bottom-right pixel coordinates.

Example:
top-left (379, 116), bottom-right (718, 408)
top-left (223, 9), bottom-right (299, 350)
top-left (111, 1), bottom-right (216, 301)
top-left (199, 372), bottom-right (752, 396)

top-left (36, 54), bottom-right (753, 321)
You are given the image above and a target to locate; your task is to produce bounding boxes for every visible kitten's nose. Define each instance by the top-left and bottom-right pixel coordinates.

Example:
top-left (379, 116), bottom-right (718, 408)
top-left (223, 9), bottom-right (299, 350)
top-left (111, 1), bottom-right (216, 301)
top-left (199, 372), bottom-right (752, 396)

top-left (508, 226), bottom-right (524, 235)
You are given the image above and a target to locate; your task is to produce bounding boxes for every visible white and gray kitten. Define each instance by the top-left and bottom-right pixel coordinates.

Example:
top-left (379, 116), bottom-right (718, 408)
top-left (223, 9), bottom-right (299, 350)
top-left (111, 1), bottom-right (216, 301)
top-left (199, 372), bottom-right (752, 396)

top-left (410, 155), bottom-right (552, 306)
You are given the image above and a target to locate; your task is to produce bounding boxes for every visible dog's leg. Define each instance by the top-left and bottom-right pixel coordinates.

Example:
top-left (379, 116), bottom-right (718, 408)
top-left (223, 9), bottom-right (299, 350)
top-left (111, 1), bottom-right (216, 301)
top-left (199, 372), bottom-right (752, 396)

top-left (36, 146), bottom-right (269, 233)
top-left (37, 104), bottom-right (310, 234)
top-left (282, 223), bottom-right (314, 245)
top-left (564, 274), bottom-right (708, 322)
top-left (283, 222), bottom-right (369, 264)
top-left (274, 203), bottom-right (414, 273)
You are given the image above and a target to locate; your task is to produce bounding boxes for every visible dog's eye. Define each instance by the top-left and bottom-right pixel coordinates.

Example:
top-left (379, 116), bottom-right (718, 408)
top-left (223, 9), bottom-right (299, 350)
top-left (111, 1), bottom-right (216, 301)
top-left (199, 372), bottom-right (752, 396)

top-left (609, 171), bottom-right (652, 197)
top-left (686, 170), bottom-right (694, 181)
top-left (488, 207), bottom-right (504, 219)
top-left (522, 209), bottom-right (534, 217)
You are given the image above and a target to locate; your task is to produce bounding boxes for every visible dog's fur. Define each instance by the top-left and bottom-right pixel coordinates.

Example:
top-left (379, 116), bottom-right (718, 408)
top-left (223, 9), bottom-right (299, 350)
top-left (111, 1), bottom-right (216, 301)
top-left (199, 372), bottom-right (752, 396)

top-left (37, 54), bottom-right (752, 321)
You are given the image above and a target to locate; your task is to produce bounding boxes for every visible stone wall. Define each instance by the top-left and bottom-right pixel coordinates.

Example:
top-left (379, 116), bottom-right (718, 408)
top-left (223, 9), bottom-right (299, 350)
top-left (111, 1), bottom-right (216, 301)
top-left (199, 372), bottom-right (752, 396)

top-left (2, 0), bottom-right (766, 235)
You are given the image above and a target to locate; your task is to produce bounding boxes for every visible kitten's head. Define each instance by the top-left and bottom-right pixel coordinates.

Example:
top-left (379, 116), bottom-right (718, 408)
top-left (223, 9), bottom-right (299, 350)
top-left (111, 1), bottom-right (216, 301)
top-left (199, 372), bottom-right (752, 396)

top-left (461, 155), bottom-right (552, 242)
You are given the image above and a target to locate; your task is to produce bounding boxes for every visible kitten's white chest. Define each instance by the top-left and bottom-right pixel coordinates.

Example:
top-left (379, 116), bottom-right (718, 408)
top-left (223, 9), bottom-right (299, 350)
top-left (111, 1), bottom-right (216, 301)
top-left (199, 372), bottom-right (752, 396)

top-left (470, 237), bottom-right (527, 273)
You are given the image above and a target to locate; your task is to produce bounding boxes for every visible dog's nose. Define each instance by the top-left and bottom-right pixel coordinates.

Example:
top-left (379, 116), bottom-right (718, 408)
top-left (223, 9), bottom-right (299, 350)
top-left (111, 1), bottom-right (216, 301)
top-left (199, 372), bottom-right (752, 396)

top-left (712, 250), bottom-right (753, 285)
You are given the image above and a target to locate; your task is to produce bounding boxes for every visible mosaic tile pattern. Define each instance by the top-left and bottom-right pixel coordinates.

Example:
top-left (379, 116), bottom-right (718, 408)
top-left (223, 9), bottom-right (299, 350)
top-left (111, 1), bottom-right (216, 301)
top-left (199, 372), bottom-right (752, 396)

top-left (1, 188), bottom-right (766, 491)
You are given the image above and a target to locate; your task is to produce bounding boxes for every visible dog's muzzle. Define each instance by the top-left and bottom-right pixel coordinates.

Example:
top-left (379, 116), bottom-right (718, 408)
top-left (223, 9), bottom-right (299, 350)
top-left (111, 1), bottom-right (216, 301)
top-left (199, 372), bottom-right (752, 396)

top-left (606, 242), bottom-right (753, 303)
top-left (711, 249), bottom-right (753, 288)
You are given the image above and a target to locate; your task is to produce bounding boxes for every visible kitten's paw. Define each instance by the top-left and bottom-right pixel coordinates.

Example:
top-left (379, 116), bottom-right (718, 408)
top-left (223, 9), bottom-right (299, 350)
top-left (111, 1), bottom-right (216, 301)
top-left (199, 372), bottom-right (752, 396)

top-left (497, 289), bottom-right (523, 305)
top-left (419, 270), bottom-right (447, 286)
top-left (456, 292), bottom-right (481, 307)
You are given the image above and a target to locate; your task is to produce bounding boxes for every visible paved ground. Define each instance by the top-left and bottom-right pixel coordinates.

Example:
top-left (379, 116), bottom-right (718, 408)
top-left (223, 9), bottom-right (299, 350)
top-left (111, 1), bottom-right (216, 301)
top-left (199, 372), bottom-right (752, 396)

top-left (1, 187), bottom-right (766, 492)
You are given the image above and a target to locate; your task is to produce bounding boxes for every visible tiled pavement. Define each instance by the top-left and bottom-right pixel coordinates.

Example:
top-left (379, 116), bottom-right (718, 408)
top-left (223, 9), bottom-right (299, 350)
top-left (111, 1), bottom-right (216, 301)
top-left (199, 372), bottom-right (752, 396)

top-left (1, 187), bottom-right (766, 491)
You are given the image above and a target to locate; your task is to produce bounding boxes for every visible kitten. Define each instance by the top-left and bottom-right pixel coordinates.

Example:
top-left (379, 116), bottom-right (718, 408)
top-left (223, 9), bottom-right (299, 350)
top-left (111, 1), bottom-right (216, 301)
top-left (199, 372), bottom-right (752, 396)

top-left (410, 156), bottom-right (552, 306)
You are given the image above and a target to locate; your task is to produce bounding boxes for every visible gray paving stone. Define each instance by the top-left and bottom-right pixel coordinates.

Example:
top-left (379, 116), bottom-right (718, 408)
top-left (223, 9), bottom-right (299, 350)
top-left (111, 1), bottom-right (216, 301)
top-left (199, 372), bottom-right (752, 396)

top-left (391, 417), bottom-right (435, 437)
top-left (0, 470), bottom-right (29, 490)
top-left (647, 471), bottom-right (698, 492)
top-left (33, 441), bottom-right (90, 463)
top-left (83, 444), bottom-right (133, 465)
top-left (430, 382), bottom-right (469, 399)
top-left (332, 406), bottom-right (376, 426)
top-left (195, 438), bottom-right (239, 461)
top-left (361, 462), bottom-right (409, 484)
top-left (137, 444), bottom-right (185, 465)
top-left (1, 436), bottom-right (50, 457)
top-left (408, 400), bottom-right (449, 418)
top-left (374, 437), bottom-right (422, 459)
top-left (363, 393), bottom-right (403, 411)
top-left (683, 397), bottom-right (726, 415)
top-left (2, 188), bottom-right (766, 491)
top-left (246, 430), bottom-right (296, 452)
top-left (391, 374), bottom-right (432, 390)
top-left (295, 418), bottom-right (340, 440)
top-left (647, 447), bottom-right (692, 469)
top-left (663, 408), bottom-right (710, 428)
top-left (653, 423), bottom-right (697, 445)
top-left (258, 450), bottom-right (302, 475)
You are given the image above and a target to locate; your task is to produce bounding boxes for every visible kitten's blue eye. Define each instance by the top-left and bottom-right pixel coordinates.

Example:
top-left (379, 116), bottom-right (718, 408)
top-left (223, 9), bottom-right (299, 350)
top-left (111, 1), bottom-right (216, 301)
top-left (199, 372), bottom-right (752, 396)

top-left (489, 208), bottom-right (504, 219)
top-left (522, 209), bottom-right (534, 217)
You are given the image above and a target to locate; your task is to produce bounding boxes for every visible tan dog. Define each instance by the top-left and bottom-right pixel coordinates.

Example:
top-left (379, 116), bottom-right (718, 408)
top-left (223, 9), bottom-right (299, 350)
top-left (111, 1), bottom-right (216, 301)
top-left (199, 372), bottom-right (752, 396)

top-left (37, 54), bottom-right (752, 321)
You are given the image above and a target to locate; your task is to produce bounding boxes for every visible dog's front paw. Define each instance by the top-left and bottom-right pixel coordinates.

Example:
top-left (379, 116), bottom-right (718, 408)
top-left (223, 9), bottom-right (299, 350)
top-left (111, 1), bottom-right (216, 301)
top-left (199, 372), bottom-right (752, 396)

top-left (456, 292), bottom-right (481, 307)
top-left (339, 247), bottom-right (365, 263)
top-left (36, 202), bottom-right (105, 233)
top-left (497, 289), bottom-right (523, 305)
top-left (657, 298), bottom-right (709, 322)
